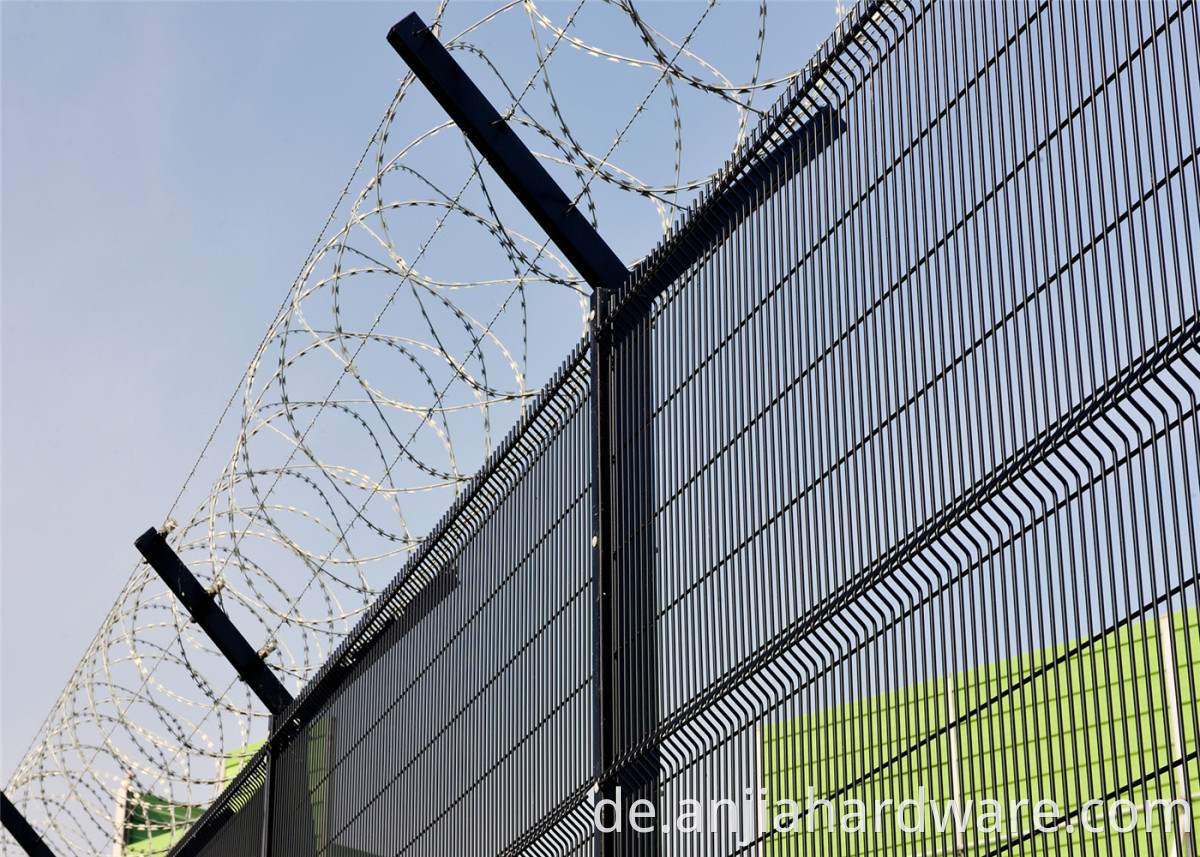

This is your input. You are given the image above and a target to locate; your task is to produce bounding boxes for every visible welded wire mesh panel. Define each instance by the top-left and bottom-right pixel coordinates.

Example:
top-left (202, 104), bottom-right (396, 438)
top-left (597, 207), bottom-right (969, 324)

top-left (601, 0), bottom-right (1200, 854)
top-left (251, 348), bottom-right (596, 857)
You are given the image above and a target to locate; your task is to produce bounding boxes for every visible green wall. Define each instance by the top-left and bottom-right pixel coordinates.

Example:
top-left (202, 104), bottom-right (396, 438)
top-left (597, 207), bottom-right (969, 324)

top-left (762, 609), bottom-right (1198, 855)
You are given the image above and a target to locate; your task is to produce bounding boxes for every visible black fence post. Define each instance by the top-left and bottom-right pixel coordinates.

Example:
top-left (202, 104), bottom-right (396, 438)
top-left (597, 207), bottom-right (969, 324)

top-left (607, 295), bottom-right (662, 857)
top-left (259, 717), bottom-right (275, 857)
top-left (591, 286), bottom-right (618, 857)
top-left (386, 15), bottom-right (663, 854)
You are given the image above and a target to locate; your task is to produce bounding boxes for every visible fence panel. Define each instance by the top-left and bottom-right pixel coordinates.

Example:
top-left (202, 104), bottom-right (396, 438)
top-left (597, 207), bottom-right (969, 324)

top-left (161, 1), bottom-right (1199, 855)
top-left (604, 0), bottom-right (1200, 854)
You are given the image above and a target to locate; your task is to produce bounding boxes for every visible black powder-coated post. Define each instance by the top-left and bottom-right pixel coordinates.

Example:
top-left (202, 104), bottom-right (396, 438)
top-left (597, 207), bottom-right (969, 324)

top-left (387, 16), bottom-right (661, 854)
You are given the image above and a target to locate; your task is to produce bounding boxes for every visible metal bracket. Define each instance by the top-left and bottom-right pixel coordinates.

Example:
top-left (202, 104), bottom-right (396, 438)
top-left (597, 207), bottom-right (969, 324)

top-left (2, 792), bottom-right (58, 857)
top-left (134, 527), bottom-right (294, 717)
top-left (387, 12), bottom-right (629, 294)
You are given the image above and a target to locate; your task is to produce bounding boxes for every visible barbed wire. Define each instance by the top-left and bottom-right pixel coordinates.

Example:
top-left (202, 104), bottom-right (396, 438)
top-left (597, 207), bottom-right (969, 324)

top-left (1, 1), bottom-right (829, 854)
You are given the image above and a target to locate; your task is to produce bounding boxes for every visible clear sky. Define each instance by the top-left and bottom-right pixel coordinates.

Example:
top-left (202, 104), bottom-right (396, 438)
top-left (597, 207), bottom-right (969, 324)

top-left (1, 0), bottom-right (840, 790)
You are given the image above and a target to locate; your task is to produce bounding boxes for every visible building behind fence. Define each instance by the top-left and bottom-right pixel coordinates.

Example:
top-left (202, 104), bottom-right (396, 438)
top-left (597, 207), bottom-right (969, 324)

top-left (17, 0), bottom-right (1200, 855)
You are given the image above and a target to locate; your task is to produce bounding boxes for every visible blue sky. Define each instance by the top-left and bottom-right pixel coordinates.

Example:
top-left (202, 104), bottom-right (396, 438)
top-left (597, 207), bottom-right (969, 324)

top-left (1, 0), bottom-right (839, 789)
